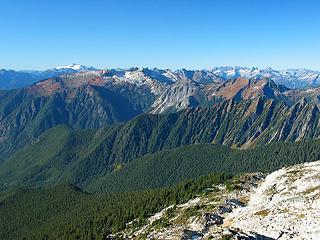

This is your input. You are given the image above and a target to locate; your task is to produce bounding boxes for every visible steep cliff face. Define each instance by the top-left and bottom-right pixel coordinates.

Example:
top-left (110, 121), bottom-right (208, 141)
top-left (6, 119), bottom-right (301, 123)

top-left (150, 80), bottom-right (202, 113)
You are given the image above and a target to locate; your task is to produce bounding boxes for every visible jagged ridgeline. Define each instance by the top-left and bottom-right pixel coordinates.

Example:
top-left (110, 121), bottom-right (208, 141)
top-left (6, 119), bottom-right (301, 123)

top-left (1, 69), bottom-right (320, 161)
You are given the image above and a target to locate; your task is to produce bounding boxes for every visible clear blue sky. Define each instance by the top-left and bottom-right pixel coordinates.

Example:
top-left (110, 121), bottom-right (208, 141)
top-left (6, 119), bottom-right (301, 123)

top-left (0, 0), bottom-right (319, 70)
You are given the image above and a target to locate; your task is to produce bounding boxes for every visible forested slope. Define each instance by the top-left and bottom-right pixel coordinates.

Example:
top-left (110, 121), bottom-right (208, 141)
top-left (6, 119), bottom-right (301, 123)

top-left (89, 140), bottom-right (320, 192)
top-left (0, 174), bottom-right (227, 240)
top-left (2, 122), bottom-right (320, 193)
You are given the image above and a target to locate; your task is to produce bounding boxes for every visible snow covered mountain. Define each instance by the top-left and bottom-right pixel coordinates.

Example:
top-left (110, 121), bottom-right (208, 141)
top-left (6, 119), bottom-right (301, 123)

top-left (0, 64), bottom-right (97, 89)
top-left (54, 63), bottom-right (96, 71)
top-left (0, 65), bottom-right (319, 90)
top-left (212, 66), bottom-right (320, 89)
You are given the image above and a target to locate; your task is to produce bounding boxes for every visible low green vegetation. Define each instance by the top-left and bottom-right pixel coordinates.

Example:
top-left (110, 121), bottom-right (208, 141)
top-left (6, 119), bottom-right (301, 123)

top-left (254, 209), bottom-right (270, 217)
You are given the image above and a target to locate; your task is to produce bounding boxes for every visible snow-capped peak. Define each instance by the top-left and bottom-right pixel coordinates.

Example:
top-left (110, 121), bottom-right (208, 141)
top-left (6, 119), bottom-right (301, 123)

top-left (211, 66), bottom-right (320, 89)
top-left (55, 63), bottom-right (94, 71)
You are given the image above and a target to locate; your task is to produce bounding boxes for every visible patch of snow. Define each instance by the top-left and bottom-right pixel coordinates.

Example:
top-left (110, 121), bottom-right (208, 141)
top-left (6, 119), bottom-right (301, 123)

top-left (55, 63), bottom-right (94, 71)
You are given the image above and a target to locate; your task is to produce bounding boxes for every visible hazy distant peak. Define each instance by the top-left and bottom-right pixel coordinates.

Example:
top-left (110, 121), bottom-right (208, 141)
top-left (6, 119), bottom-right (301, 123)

top-left (54, 63), bottom-right (96, 71)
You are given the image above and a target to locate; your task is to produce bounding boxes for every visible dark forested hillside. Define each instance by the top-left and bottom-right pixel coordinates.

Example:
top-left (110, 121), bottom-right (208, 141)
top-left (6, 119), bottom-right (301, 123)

top-left (0, 82), bottom-right (154, 159)
top-left (0, 174), bottom-right (227, 240)
top-left (2, 94), bottom-right (320, 191)
top-left (2, 119), bottom-right (320, 193)
top-left (89, 140), bottom-right (320, 192)
top-left (1, 138), bottom-right (320, 239)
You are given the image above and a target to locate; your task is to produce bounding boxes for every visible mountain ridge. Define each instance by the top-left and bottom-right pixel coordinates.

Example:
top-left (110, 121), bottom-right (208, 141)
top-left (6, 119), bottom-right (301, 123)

top-left (1, 65), bottom-right (319, 90)
top-left (2, 69), bottom-right (320, 157)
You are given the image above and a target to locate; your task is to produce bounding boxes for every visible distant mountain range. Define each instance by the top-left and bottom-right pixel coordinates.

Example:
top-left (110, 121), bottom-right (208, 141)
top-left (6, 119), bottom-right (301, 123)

top-left (0, 64), bottom-right (96, 89)
top-left (1, 67), bottom-right (320, 161)
top-left (211, 66), bottom-right (320, 89)
top-left (1, 65), bottom-right (320, 187)
top-left (0, 64), bottom-right (319, 89)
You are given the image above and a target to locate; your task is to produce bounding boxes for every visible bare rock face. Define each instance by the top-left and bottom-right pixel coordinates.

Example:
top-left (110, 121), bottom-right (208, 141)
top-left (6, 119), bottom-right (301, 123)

top-left (150, 80), bottom-right (202, 113)
top-left (227, 161), bottom-right (320, 240)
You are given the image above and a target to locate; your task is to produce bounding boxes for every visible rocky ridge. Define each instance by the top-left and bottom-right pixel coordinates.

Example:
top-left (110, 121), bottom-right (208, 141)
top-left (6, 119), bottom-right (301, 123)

top-left (111, 161), bottom-right (320, 240)
top-left (1, 66), bottom-right (319, 90)
top-left (2, 67), bottom-right (320, 159)
top-left (228, 161), bottom-right (320, 239)
top-left (23, 69), bottom-right (320, 113)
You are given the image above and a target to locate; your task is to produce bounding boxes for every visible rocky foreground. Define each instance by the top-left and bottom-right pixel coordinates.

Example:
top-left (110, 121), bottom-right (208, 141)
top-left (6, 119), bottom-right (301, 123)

top-left (228, 161), bottom-right (320, 239)
top-left (110, 161), bottom-right (320, 240)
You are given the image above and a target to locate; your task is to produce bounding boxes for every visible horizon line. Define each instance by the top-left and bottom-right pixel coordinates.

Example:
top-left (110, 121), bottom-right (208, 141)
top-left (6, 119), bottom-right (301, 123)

top-left (1, 64), bottom-right (320, 72)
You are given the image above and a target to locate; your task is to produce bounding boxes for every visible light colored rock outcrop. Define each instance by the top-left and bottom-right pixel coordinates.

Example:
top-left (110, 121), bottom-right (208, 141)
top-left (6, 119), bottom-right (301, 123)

top-left (228, 161), bottom-right (320, 240)
top-left (111, 161), bottom-right (320, 239)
